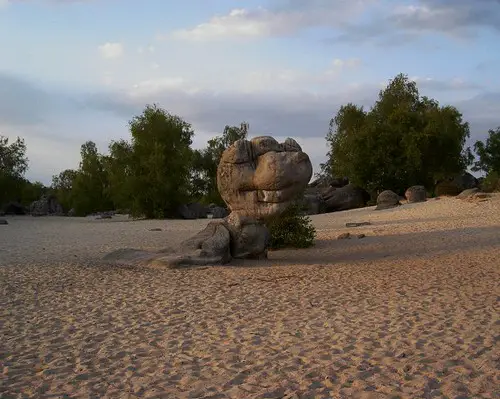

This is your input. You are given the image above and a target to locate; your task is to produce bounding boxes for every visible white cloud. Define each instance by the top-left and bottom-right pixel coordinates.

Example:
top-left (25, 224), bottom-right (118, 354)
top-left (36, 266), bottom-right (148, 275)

top-left (166, 2), bottom-right (376, 41)
top-left (98, 42), bottom-right (124, 59)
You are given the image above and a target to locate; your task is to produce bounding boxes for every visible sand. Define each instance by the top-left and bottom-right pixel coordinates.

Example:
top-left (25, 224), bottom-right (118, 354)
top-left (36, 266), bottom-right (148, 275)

top-left (1, 195), bottom-right (499, 399)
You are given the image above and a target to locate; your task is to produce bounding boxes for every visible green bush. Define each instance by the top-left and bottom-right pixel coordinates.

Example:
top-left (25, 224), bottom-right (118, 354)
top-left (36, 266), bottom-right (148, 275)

top-left (267, 204), bottom-right (316, 250)
top-left (480, 172), bottom-right (500, 193)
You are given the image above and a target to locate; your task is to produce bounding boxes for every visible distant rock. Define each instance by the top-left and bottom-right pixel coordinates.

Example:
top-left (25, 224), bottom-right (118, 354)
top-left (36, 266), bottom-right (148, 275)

top-left (435, 172), bottom-right (479, 197)
top-left (208, 204), bottom-right (228, 219)
top-left (30, 195), bottom-right (64, 216)
top-left (405, 185), bottom-right (427, 203)
top-left (376, 190), bottom-right (401, 210)
top-left (3, 202), bottom-right (25, 215)
top-left (322, 184), bottom-right (370, 213)
top-left (456, 188), bottom-right (480, 199)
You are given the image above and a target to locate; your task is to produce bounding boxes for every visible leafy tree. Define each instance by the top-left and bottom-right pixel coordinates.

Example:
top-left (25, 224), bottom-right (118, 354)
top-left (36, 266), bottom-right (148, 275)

top-left (472, 127), bottom-right (500, 175)
top-left (126, 104), bottom-right (195, 218)
top-left (71, 141), bottom-right (113, 216)
top-left (323, 73), bottom-right (472, 195)
top-left (190, 122), bottom-right (249, 205)
top-left (51, 169), bottom-right (78, 211)
top-left (0, 136), bottom-right (29, 205)
top-left (21, 180), bottom-right (47, 205)
top-left (106, 139), bottom-right (134, 212)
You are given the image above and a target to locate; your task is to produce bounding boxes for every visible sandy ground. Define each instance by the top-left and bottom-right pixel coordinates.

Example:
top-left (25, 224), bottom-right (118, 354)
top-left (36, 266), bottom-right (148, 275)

top-left (1, 195), bottom-right (499, 399)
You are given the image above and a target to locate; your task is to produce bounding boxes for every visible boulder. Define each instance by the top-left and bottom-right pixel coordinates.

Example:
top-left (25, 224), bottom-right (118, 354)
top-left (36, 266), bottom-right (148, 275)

top-left (300, 193), bottom-right (324, 215)
top-left (308, 176), bottom-right (349, 189)
top-left (208, 205), bottom-right (228, 219)
top-left (376, 190), bottom-right (401, 210)
top-left (3, 201), bottom-right (25, 215)
top-left (322, 184), bottom-right (370, 212)
top-left (30, 195), bottom-right (64, 216)
top-left (457, 188), bottom-right (480, 199)
top-left (0, 219), bottom-right (8, 225)
top-left (105, 136), bottom-right (313, 267)
top-left (405, 185), bottom-right (427, 203)
top-left (177, 203), bottom-right (209, 219)
top-left (435, 172), bottom-right (479, 197)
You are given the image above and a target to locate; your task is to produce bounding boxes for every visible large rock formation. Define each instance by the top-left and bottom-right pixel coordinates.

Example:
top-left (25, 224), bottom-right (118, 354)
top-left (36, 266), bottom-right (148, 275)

top-left (104, 136), bottom-right (313, 268)
top-left (30, 195), bottom-right (64, 216)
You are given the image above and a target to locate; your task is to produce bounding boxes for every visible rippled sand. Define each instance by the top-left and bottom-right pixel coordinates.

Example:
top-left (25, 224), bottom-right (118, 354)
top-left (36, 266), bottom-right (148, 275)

top-left (1, 195), bottom-right (499, 398)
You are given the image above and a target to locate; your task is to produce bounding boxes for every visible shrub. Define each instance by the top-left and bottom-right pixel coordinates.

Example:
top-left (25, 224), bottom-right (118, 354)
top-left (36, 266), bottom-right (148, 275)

top-left (267, 204), bottom-right (316, 250)
top-left (480, 172), bottom-right (500, 193)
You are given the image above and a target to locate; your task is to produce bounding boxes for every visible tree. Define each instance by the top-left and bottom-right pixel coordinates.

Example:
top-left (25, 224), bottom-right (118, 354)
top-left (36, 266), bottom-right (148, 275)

top-left (0, 136), bottom-right (29, 205)
top-left (190, 122), bottom-right (249, 205)
top-left (324, 73), bottom-right (472, 195)
top-left (126, 104), bottom-right (195, 218)
top-left (473, 127), bottom-right (500, 175)
top-left (106, 139), bottom-right (134, 212)
top-left (51, 169), bottom-right (78, 211)
top-left (71, 141), bottom-right (113, 216)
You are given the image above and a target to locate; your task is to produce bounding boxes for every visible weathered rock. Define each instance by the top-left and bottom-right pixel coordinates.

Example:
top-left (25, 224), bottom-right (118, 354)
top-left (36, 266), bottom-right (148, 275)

top-left (405, 185), bottom-right (427, 203)
top-left (376, 190), bottom-right (401, 210)
top-left (309, 176), bottom-right (349, 189)
top-left (30, 195), bottom-right (64, 216)
top-left (3, 202), bottom-right (25, 215)
top-left (435, 172), bottom-right (479, 197)
top-left (208, 204), bottom-right (228, 219)
top-left (322, 184), bottom-right (369, 212)
top-left (456, 188), bottom-right (480, 199)
top-left (104, 136), bottom-right (313, 268)
top-left (217, 136), bottom-right (312, 220)
top-left (301, 193), bottom-right (324, 215)
top-left (177, 203), bottom-right (209, 219)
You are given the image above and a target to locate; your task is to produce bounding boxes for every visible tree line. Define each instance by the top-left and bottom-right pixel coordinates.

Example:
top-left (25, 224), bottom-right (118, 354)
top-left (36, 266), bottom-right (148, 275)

top-left (1, 73), bottom-right (499, 217)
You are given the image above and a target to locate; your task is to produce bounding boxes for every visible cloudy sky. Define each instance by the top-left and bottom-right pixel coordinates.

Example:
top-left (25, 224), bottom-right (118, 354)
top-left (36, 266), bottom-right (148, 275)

top-left (1, 0), bottom-right (499, 184)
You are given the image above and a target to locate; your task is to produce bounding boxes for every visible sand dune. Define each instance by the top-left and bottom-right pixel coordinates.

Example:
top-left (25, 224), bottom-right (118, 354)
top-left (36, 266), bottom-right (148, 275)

top-left (1, 195), bottom-right (499, 398)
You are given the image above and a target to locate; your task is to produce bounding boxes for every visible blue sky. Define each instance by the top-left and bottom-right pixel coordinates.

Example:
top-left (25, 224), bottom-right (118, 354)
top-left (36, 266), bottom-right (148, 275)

top-left (1, 0), bottom-right (499, 184)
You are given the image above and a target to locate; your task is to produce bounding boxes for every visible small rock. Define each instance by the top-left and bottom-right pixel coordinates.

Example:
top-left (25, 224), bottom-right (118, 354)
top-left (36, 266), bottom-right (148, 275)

top-left (356, 233), bottom-right (366, 239)
top-left (345, 222), bottom-right (371, 227)
top-left (337, 232), bottom-right (351, 239)
top-left (0, 219), bottom-right (8, 225)
top-left (149, 228), bottom-right (162, 231)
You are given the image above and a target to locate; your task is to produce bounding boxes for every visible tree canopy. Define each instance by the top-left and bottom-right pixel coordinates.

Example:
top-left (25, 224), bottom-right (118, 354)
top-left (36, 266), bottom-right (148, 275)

top-left (473, 127), bottom-right (500, 175)
top-left (190, 122), bottom-right (249, 205)
top-left (322, 73), bottom-right (473, 195)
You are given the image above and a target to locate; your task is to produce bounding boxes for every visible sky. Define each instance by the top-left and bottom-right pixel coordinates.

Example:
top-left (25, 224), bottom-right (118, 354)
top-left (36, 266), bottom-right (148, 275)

top-left (1, 0), bottom-right (499, 184)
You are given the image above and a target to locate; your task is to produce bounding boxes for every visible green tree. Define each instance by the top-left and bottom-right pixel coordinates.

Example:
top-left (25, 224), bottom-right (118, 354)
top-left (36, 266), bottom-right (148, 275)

top-left (472, 127), bottom-right (500, 175)
top-left (51, 169), bottom-right (78, 211)
top-left (126, 104), bottom-right (195, 218)
top-left (0, 136), bottom-right (29, 205)
top-left (71, 141), bottom-right (113, 216)
top-left (106, 139), bottom-right (134, 212)
top-left (190, 122), bottom-right (249, 205)
top-left (324, 73), bottom-right (472, 195)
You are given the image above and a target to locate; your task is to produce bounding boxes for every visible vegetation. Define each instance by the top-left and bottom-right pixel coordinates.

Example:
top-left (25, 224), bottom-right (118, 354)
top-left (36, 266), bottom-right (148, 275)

top-left (267, 203), bottom-right (316, 250)
top-left (190, 122), bottom-right (249, 205)
top-left (321, 73), bottom-right (473, 196)
top-left (0, 136), bottom-right (46, 208)
top-left (1, 73), bottom-right (498, 249)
